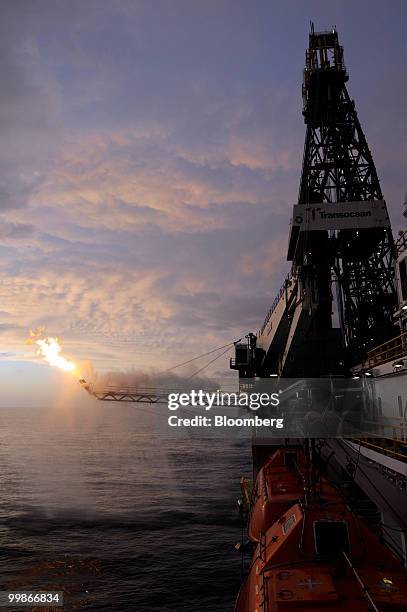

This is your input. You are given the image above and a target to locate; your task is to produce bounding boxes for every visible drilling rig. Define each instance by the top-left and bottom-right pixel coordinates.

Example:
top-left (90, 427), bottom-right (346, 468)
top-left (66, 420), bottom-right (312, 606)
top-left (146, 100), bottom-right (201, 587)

top-left (231, 26), bottom-right (398, 380)
top-left (86, 25), bottom-right (407, 590)
top-left (231, 26), bottom-right (407, 567)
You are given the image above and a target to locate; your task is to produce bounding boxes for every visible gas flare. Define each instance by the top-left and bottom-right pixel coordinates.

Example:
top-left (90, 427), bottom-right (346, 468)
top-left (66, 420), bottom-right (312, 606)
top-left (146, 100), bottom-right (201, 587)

top-left (36, 337), bottom-right (77, 374)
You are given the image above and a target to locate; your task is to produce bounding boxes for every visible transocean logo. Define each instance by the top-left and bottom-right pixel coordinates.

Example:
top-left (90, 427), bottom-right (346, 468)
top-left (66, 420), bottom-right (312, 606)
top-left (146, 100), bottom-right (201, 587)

top-left (295, 206), bottom-right (372, 224)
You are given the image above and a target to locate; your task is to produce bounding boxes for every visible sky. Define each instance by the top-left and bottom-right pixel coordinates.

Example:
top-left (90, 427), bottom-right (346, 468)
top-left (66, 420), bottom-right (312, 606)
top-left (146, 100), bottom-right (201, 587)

top-left (1, 0), bottom-right (407, 403)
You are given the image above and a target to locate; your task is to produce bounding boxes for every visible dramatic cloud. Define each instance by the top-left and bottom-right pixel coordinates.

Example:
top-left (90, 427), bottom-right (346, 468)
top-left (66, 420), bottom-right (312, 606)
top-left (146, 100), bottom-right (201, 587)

top-left (1, 0), bottom-right (406, 388)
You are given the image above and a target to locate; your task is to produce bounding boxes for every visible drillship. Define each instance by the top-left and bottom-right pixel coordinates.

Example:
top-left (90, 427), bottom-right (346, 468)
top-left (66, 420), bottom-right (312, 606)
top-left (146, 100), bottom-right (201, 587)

top-left (231, 25), bottom-right (407, 611)
top-left (79, 24), bottom-right (407, 612)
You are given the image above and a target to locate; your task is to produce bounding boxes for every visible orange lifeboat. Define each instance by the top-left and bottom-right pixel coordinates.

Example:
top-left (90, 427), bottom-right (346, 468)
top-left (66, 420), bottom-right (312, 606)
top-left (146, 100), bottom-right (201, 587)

top-left (237, 457), bottom-right (407, 611)
top-left (248, 447), bottom-right (305, 542)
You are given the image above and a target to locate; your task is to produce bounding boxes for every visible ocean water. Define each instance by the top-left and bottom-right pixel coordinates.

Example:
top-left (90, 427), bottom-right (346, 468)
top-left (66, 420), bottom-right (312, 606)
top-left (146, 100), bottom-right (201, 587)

top-left (0, 401), bottom-right (251, 611)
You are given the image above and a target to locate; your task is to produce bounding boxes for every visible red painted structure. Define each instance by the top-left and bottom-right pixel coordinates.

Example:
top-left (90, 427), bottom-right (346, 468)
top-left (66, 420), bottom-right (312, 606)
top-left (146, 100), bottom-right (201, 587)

top-left (236, 447), bottom-right (407, 611)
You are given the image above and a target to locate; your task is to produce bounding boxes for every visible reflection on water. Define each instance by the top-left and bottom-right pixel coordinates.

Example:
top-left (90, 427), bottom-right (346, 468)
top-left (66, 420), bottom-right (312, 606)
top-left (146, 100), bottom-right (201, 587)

top-left (0, 402), bottom-right (250, 611)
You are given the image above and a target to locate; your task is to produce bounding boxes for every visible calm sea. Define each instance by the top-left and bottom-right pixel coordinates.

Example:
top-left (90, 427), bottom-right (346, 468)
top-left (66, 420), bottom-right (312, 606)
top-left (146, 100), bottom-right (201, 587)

top-left (0, 401), bottom-right (251, 611)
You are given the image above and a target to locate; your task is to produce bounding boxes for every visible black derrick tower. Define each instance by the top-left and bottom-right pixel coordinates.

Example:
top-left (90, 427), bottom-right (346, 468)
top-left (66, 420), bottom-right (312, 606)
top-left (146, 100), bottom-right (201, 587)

top-left (232, 26), bottom-right (399, 379)
top-left (290, 26), bottom-right (398, 368)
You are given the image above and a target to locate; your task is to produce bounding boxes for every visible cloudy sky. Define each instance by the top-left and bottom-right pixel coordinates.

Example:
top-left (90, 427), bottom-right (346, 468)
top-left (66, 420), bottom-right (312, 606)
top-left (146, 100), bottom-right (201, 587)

top-left (1, 0), bottom-right (406, 401)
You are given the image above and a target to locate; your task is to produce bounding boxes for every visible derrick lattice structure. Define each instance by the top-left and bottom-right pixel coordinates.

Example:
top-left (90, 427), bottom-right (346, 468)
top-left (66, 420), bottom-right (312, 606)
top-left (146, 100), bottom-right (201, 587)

top-left (297, 27), bottom-right (397, 365)
top-left (231, 27), bottom-right (399, 379)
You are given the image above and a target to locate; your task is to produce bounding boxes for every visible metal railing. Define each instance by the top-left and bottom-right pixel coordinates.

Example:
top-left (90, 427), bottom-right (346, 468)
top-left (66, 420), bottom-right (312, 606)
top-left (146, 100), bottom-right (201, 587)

top-left (367, 331), bottom-right (407, 368)
top-left (260, 271), bottom-right (296, 336)
top-left (354, 437), bottom-right (407, 463)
